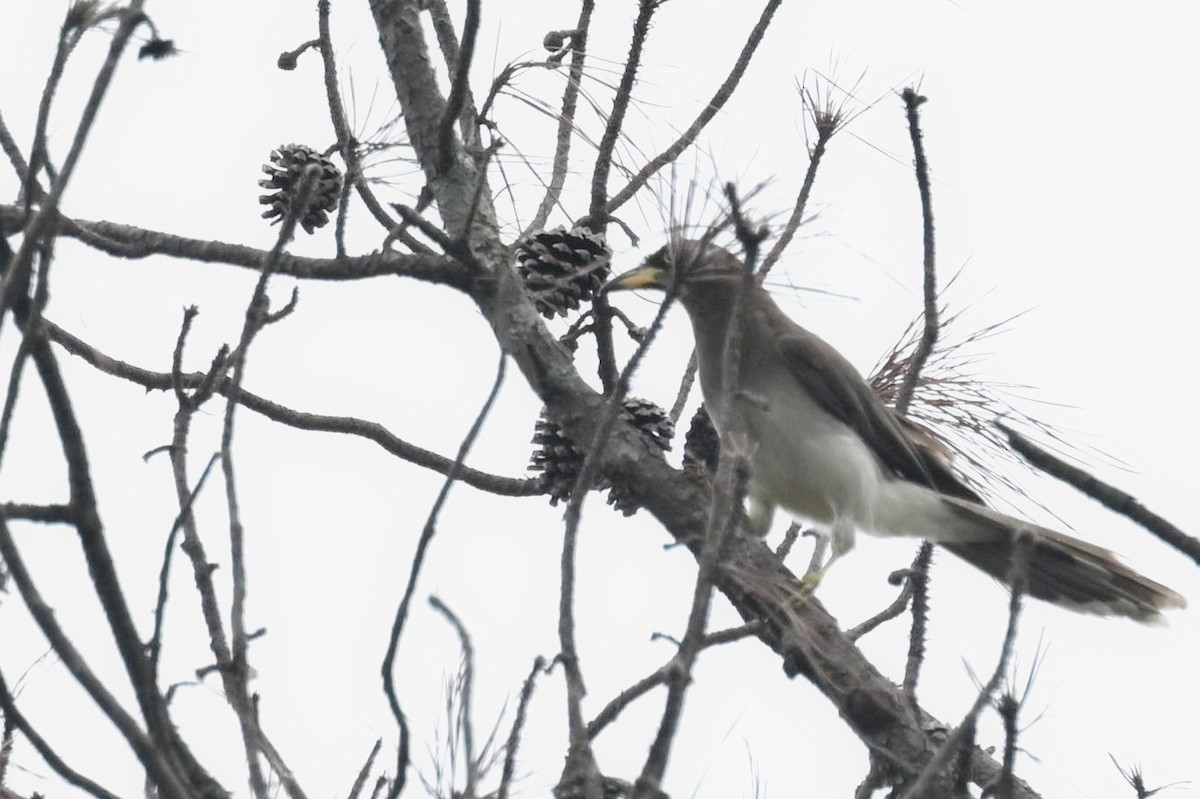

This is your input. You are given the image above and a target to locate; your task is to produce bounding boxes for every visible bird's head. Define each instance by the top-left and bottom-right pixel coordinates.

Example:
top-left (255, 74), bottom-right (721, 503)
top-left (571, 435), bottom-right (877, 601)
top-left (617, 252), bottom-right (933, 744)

top-left (604, 239), bottom-right (746, 299)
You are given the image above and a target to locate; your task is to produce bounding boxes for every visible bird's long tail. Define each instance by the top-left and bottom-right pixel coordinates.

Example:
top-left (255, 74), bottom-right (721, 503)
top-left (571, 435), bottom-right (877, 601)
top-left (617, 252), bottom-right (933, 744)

top-left (936, 497), bottom-right (1186, 624)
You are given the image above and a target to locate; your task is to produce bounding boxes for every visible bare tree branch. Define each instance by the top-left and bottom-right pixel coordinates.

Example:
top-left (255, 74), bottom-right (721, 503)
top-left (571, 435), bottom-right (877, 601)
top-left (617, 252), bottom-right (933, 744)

top-left (496, 656), bottom-right (545, 799)
top-left (0, 517), bottom-right (195, 799)
top-left (757, 82), bottom-right (839, 277)
top-left (3, 2), bottom-right (148, 324)
top-left (893, 87), bottom-right (940, 713)
top-left (902, 533), bottom-right (1028, 798)
top-left (8, 288), bottom-right (223, 799)
top-left (0, 668), bottom-right (122, 799)
top-left (0, 205), bottom-right (470, 287)
top-left (895, 87), bottom-right (938, 414)
top-left (435, 0), bottom-right (482, 172)
top-left (148, 452), bottom-right (221, 672)
top-left (0, 503), bottom-right (73, 524)
top-left (346, 739), bottom-right (382, 799)
top-left (627, 196), bottom-right (765, 799)
top-left (847, 569), bottom-right (914, 643)
top-left (587, 622), bottom-right (761, 741)
top-left (587, 0), bottom-right (659, 226)
top-left (998, 421), bottom-right (1200, 567)
top-left (43, 320), bottom-right (539, 496)
top-left (901, 541), bottom-right (933, 706)
top-left (0, 109), bottom-right (30, 183)
top-left (370, 0), bottom-right (494, 243)
top-left (217, 167), bottom-right (323, 799)
top-left (523, 2), bottom-right (595, 237)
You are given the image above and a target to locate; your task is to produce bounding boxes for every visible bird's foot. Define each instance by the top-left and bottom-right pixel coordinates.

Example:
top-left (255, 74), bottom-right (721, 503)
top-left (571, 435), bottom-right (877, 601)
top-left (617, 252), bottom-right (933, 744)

top-left (797, 567), bottom-right (824, 596)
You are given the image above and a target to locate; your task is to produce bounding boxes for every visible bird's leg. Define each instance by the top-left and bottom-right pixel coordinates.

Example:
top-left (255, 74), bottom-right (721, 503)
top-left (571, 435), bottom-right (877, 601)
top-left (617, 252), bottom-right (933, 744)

top-left (798, 518), bottom-right (857, 594)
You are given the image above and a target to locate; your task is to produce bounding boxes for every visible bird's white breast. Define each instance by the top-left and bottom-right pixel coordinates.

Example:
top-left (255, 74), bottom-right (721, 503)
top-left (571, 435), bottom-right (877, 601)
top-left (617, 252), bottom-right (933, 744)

top-left (709, 368), bottom-right (887, 534)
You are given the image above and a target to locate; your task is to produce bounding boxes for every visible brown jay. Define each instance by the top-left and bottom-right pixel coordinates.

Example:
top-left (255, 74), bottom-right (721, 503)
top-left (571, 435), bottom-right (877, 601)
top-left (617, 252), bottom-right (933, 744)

top-left (605, 239), bottom-right (1186, 623)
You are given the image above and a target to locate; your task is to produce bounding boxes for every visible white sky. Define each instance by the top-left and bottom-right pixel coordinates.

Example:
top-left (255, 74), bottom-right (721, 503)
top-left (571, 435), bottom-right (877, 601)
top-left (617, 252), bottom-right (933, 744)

top-left (1, 2), bottom-right (1197, 798)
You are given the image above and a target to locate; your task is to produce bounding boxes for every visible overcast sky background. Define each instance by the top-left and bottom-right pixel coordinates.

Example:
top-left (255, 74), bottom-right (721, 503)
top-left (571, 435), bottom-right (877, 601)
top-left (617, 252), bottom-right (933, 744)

top-left (1, 2), bottom-right (1198, 798)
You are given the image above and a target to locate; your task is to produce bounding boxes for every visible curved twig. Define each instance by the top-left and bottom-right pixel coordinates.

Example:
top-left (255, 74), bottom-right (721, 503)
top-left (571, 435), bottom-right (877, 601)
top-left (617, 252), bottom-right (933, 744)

top-left (43, 320), bottom-right (539, 497)
top-left (381, 353), bottom-right (507, 799)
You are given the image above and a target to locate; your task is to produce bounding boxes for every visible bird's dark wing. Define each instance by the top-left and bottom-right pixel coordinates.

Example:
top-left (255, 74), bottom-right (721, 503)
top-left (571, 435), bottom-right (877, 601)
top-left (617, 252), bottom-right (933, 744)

top-left (762, 302), bottom-right (980, 502)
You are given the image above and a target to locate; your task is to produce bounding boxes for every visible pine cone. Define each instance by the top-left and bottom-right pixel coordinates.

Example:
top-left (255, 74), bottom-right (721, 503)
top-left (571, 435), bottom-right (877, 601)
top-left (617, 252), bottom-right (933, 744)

top-left (516, 226), bottom-right (611, 318)
top-left (607, 398), bottom-right (673, 516)
top-left (682, 404), bottom-right (720, 476)
top-left (258, 144), bottom-right (343, 234)
top-left (529, 398), bottom-right (673, 514)
top-left (528, 410), bottom-right (588, 506)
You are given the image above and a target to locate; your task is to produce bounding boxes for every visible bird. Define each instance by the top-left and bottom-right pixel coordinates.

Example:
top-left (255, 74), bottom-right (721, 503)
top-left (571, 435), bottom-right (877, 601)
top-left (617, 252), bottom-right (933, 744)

top-left (604, 238), bottom-right (1186, 623)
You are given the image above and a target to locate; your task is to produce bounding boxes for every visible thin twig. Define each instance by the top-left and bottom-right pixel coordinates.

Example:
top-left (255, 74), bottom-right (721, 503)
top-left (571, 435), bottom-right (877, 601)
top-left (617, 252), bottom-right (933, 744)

top-left (587, 621), bottom-right (761, 740)
top-left (9, 271), bottom-right (222, 798)
top-left (436, 0), bottom-right (481, 172)
top-left (556, 274), bottom-right (679, 799)
top-left (44, 320), bottom-right (539, 497)
top-left (0, 108), bottom-right (31, 183)
top-left (218, 165), bottom-right (321, 799)
top-left (590, 293), bottom-right (619, 395)
top-left (0, 204), bottom-right (471, 288)
top-left (166, 303), bottom-right (283, 798)
top-left (901, 542), bottom-right (933, 705)
top-left (390, 202), bottom-right (471, 260)
top-left (523, 1), bottom-right (594, 238)
top-left (0, 668), bottom-right (122, 799)
top-left (629, 193), bottom-right (766, 799)
top-left (496, 656), bottom-right (545, 799)
top-left (605, 0), bottom-right (782, 215)
top-left (667, 351), bottom-right (697, 426)
top-left (896, 87), bottom-right (939, 710)
top-left (895, 87), bottom-right (938, 415)
top-left (346, 740), bottom-right (382, 799)
top-left (0, 323), bottom-right (35, 472)
top-left (428, 596), bottom-right (478, 799)
top-left (148, 452), bottom-right (221, 672)
top-left (22, 4), bottom-right (91, 212)
top-left (757, 113), bottom-right (833, 277)
top-left (2, 2), bottom-right (148, 323)
top-left (0, 518), bottom-right (193, 799)
top-left (382, 353), bottom-right (507, 799)
top-left (317, 0), bottom-right (403, 237)
top-left (902, 532), bottom-right (1029, 798)
top-left (990, 692), bottom-right (1019, 798)
top-left (847, 570), bottom-right (914, 642)
top-left (0, 503), bottom-right (73, 523)
top-left (775, 522), bottom-right (801, 560)
top-left (588, 0), bottom-right (658, 225)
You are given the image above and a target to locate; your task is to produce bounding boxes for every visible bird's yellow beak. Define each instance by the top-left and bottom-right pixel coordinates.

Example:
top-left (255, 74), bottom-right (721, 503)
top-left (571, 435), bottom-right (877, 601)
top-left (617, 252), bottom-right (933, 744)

top-left (604, 262), bottom-right (668, 293)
